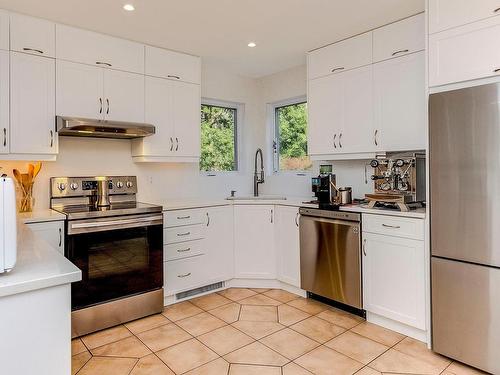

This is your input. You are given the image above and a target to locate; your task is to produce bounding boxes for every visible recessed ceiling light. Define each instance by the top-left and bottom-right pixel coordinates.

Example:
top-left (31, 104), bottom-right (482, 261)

top-left (123, 4), bottom-right (135, 11)
top-left (247, 42), bottom-right (257, 48)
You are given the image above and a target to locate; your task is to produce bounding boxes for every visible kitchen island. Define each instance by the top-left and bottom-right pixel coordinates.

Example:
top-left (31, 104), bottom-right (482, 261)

top-left (0, 221), bottom-right (81, 375)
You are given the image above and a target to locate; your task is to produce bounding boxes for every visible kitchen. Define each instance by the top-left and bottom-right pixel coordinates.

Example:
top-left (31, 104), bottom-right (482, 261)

top-left (0, 1), bottom-right (496, 374)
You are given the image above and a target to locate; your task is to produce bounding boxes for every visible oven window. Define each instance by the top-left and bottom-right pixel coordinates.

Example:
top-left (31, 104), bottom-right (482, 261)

top-left (67, 225), bottom-right (163, 310)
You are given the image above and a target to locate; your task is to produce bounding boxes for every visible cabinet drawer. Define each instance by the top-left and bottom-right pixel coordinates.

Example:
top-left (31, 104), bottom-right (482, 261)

top-left (145, 46), bottom-right (201, 84)
top-left (164, 240), bottom-right (205, 261)
top-left (10, 13), bottom-right (55, 58)
top-left (429, 17), bottom-right (500, 87)
top-left (164, 209), bottom-right (206, 228)
top-left (373, 14), bottom-right (424, 63)
top-left (164, 224), bottom-right (205, 245)
top-left (164, 255), bottom-right (207, 294)
top-left (56, 24), bottom-right (144, 74)
top-left (308, 32), bottom-right (372, 80)
top-left (362, 214), bottom-right (424, 240)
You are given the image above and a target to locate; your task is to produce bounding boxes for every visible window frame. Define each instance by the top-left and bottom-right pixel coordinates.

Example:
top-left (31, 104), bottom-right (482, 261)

top-left (269, 96), bottom-right (311, 175)
top-left (200, 98), bottom-right (243, 176)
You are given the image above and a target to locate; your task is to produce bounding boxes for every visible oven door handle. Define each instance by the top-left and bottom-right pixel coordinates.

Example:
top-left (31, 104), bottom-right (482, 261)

top-left (69, 214), bottom-right (163, 233)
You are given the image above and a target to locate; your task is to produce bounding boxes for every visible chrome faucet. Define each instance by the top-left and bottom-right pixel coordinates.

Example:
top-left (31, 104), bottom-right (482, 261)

top-left (254, 148), bottom-right (265, 197)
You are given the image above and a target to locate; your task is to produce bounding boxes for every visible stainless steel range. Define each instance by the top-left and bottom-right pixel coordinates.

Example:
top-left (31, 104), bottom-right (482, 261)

top-left (50, 176), bottom-right (164, 337)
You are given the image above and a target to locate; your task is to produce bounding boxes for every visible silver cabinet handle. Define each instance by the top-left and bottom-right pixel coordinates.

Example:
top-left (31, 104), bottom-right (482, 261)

top-left (177, 231), bottom-right (191, 237)
top-left (23, 47), bottom-right (44, 54)
top-left (106, 98), bottom-right (110, 115)
top-left (333, 134), bottom-right (337, 149)
top-left (494, 68), bottom-right (500, 73)
top-left (295, 212), bottom-right (299, 227)
top-left (206, 212), bottom-right (210, 227)
top-left (271, 209), bottom-right (274, 224)
top-left (167, 75), bottom-right (181, 80)
top-left (177, 215), bottom-right (191, 220)
top-left (2, 128), bottom-right (6, 147)
top-left (170, 137), bottom-right (174, 151)
top-left (339, 133), bottom-right (343, 148)
top-left (382, 223), bottom-right (401, 229)
top-left (331, 67), bottom-right (345, 73)
top-left (392, 49), bottom-right (409, 56)
top-left (363, 239), bottom-right (367, 256)
top-left (177, 272), bottom-right (191, 278)
top-left (177, 248), bottom-right (191, 253)
top-left (50, 130), bottom-right (54, 148)
top-left (99, 98), bottom-right (103, 114)
top-left (96, 61), bottom-right (112, 67)
top-left (58, 228), bottom-right (62, 247)
top-left (374, 129), bottom-right (378, 146)
top-left (494, 7), bottom-right (500, 13)
top-left (175, 137), bottom-right (179, 151)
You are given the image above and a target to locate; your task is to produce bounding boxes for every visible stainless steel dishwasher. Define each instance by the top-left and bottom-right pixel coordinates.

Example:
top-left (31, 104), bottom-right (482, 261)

top-left (299, 207), bottom-right (362, 309)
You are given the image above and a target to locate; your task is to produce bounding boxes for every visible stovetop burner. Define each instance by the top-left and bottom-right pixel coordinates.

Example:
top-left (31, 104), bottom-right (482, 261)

top-left (53, 201), bottom-right (162, 220)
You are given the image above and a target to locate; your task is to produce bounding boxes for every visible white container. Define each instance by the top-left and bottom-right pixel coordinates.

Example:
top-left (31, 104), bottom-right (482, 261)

top-left (0, 177), bottom-right (17, 273)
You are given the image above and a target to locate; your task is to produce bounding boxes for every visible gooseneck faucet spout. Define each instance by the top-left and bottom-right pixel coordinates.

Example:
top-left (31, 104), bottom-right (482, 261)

top-left (254, 148), bottom-right (265, 197)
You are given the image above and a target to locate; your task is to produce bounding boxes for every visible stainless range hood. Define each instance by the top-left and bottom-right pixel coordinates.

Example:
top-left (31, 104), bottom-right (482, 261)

top-left (56, 116), bottom-right (155, 139)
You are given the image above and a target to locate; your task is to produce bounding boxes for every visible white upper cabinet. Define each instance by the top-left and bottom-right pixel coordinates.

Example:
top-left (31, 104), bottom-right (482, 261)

top-left (429, 0), bottom-right (500, 34)
top-left (56, 60), bottom-right (103, 119)
top-left (429, 16), bottom-right (500, 87)
top-left (56, 24), bottom-right (144, 74)
top-left (374, 51), bottom-right (426, 151)
top-left (373, 14), bottom-right (425, 63)
top-left (10, 13), bottom-right (55, 57)
top-left (308, 32), bottom-right (372, 80)
top-left (145, 46), bottom-right (201, 84)
top-left (10, 52), bottom-right (56, 155)
top-left (103, 69), bottom-right (144, 123)
top-left (0, 10), bottom-right (9, 51)
top-left (171, 80), bottom-right (200, 158)
top-left (0, 50), bottom-right (8, 154)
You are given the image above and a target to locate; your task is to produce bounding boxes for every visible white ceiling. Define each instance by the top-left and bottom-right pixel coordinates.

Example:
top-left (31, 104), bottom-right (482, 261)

top-left (0, 0), bottom-right (424, 78)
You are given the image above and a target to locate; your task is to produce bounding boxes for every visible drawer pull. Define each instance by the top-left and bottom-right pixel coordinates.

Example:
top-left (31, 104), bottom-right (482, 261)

top-left (177, 272), bottom-right (191, 278)
top-left (177, 248), bottom-right (191, 253)
top-left (23, 47), bottom-right (44, 54)
top-left (331, 67), bottom-right (345, 73)
top-left (96, 61), bottom-right (112, 67)
top-left (382, 224), bottom-right (401, 229)
top-left (168, 75), bottom-right (181, 80)
top-left (177, 232), bottom-right (191, 237)
top-left (494, 7), bottom-right (500, 13)
top-left (494, 68), bottom-right (500, 73)
top-left (177, 215), bottom-right (191, 220)
top-left (391, 49), bottom-right (409, 56)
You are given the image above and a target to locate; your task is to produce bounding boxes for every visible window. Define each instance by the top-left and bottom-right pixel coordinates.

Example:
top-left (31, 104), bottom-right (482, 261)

top-left (200, 100), bottom-right (240, 172)
top-left (272, 99), bottom-right (312, 172)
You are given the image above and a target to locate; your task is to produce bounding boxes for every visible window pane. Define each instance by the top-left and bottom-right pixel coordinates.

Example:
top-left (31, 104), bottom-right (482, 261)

top-left (276, 102), bottom-right (312, 171)
top-left (200, 104), bottom-right (237, 172)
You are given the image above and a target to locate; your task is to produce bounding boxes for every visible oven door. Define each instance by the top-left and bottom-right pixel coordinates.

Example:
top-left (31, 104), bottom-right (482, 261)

top-left (66, 213), bottom-right (163, 310)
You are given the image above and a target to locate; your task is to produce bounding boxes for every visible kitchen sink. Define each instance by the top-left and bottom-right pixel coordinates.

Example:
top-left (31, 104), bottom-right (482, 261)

top-left (226, 195), bottom-right (287, 201)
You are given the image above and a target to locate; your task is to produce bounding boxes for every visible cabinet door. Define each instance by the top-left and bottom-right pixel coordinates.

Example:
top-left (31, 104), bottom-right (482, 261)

top-left (362, 232), bottom-right (426, 329)
top-left (103, 69), bottom-right (144, 123)
top-left (10, 13), bottom-right (55, 57)
top-left (374, 52), bottom-right (426, 151)
top-left (0, 10), bottom-right (9, 51)
top-left (27, 221), bottom-right (64, 254)
top-left (0, 51), bottom-right (8, 154)
top-left (275, 206), bottom-right (300, 287)
top-left (132, 76), bottom-right (174, 157)
top-left (340, 65), bottom-right (375, 153)
top-left (206, 206), bottom-right (234, 282)
top-left (10, 52), bottom-right (56, 154)
top-left (308, 74), bottom-right (343, 155)
top-left (429, 17), bottom-right (500, 87)
top-left (145, 46), bottom-right (201, 84)
top-left (56, 60), bottom-right (104, 119)
top-left (172, 81), bottom-right (200, 158)
top-left (429, 0), bottom-right (500, 34)
top-left (234, 205), bottom-right (276, 279)
top-left (373, 14), bottom-right (425, 63)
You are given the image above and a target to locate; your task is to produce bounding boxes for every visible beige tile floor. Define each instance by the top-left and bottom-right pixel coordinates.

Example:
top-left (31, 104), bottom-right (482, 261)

top-left (71, 288), bottom-right (488, 375)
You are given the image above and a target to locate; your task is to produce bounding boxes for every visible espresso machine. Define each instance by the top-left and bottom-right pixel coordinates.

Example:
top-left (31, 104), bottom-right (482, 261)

top-left (311, 164), bottom-right (341, 210)
top-left (365, 152), bottom-right (426, 211)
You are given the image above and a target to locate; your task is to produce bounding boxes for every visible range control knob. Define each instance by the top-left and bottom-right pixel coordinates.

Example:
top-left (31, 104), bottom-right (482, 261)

top-left (69, 182), bottom-right (79, 190)
top-left (126, 181), bottom-right (134, 188)
top-left (116, 181), bottom-right (124, 189)
top-left (57, 183), bottom-right (66, 191)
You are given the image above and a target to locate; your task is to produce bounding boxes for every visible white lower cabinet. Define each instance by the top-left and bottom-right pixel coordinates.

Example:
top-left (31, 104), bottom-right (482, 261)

top-left (164, 255), bottom-right (207, 295)
top-left (234, 205), bottom-right (276, 279)
top-left (205, 206), bottom-right (234, 282)
top-left (26, 220), bottom-right (65, 254)
top-left (362, 216), bottom-right (426, 330)
top-left (275, 206), bottom-right (301, 287)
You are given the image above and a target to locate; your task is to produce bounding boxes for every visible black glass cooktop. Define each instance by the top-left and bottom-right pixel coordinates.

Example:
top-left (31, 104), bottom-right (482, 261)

top-left (53, 201), bottom-right (162, 220)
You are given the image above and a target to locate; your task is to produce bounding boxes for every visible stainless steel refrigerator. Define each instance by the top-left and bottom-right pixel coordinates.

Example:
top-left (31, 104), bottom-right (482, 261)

top-left (430, 82), bottom-right (500, 374)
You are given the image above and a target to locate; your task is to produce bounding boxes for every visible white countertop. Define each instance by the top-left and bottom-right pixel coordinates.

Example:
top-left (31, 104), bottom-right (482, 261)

top-left (0, 222), bottom-right (81, 298)
top-left (18, 208), bottom-right (66, 224)
top-left (160, 197), bottom-right (426, 219)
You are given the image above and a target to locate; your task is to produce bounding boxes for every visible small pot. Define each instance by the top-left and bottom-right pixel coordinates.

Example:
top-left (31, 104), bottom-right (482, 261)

top-left (338, 187), bottom-right (352, 205)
